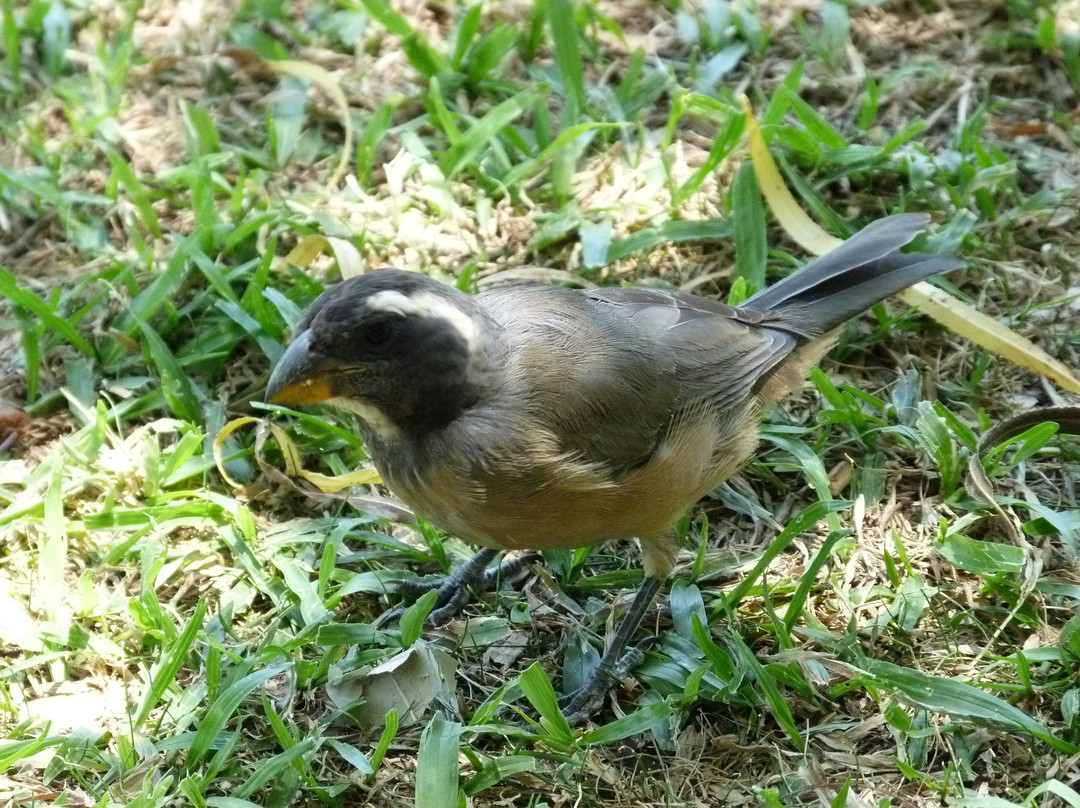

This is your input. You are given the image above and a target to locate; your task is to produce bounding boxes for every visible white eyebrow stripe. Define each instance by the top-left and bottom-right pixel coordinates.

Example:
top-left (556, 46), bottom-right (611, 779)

top-left (365, 289), bottom-right (479, 350)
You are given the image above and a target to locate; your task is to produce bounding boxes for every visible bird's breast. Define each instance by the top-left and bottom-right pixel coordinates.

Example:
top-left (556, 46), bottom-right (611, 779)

top-left (372, 401), bottom-right (761, 552)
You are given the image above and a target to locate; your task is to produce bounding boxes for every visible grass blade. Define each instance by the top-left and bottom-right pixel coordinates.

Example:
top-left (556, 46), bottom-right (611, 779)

top-left (234, 738), bottom-right (318, 799)
top-left (727, 630), bottom-right (806, 750)
top-left (519, 662), bottom-right (574, 745)
top-left (731, 162), bottom-right (767, 295)
top-left (415, 715), bottom-right (462, 808)
top-left (859, 659), bottom-right (1077, 753)
top-left (783, 529), bottom-right (850, 632)
top-left (438, 85), bottom-right (547, 179)
top-left (133, 599), bottom-right (208, 730)
top-left (131, 313), bottom-right (202, 423)
top-left (606, 219), bottom-right (732, 264)
top-left (723, 499), bottom-right (850, 612)
top-left (547, 0), bottom-right (584, 117)
top-left (186, 662), bottom-right (292, 769)
top-left (400, 589), bottom-right (438, 647)
top-left (0, 267), bottom-right (95, 357)
top-left (582, 699), bottom-right (672, 746)
top-left (360, 0), bottom-right (448, 76)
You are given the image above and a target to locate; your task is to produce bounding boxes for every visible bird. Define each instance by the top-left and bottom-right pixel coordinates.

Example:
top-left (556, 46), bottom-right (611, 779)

top-left (265, 212), bottom-right (962, 723)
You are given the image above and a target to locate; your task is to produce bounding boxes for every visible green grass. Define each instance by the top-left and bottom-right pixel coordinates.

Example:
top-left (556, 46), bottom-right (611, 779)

top-left (2, 1), bottom-right (1080, 806)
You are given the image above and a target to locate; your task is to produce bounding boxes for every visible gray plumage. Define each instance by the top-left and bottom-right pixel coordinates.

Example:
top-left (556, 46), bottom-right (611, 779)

top-left (266, 211), bottom-right (962, 576)
top-left (265, 211), bottom-right (963, 722)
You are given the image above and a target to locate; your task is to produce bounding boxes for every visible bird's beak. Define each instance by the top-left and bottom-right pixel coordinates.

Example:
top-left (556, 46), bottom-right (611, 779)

top-left (266, 330), bottom-right (336, 405)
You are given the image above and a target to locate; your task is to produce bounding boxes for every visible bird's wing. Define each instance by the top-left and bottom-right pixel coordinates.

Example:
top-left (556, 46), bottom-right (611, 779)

top-left (478, 287), bottom-right (683, 474)
top-left (478, 285), bottom-right (793, 476)
top-left (586, 286), bottom-right (797, 411)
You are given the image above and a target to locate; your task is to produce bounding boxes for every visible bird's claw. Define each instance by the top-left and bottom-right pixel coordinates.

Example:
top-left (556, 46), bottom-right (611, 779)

top-left (376, 575), bottom-right (472, 626)
top-left (377, 547), bottom-right (536, 628)
top-left (391, 575), bottom-right (446, 600)
top-left (558, 640), bottom-right (652, 725)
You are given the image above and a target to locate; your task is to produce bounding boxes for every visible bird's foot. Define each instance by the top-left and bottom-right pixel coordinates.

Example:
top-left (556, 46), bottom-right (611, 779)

top-left (0, 429), bottom-right (17, 452)
top-left (378, 549), bottom-right (540, 627)
top-left (558, 640), bottom-right (651, 725)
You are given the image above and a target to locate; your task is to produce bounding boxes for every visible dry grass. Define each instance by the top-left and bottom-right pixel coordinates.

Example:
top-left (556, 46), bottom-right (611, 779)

top-left (1, 0), bottom-right (1080, 806)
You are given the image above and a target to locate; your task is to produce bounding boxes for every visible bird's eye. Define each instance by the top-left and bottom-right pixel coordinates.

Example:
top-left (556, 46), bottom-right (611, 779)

top-left (361, 319), bottom-right (395, 347)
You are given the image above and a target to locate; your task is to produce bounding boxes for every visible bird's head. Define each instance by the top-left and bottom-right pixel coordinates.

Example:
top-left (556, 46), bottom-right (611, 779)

top-left (266, 269), bottom-right (499, 439)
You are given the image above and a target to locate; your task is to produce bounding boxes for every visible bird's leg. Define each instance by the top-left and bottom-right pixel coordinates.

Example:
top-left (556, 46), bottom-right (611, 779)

top-left (559, 573), bottom-right (665, 724)
top-left (480, 551), bottom-right (541, 588)
top-left (384, 548), bottom-right (540, 626)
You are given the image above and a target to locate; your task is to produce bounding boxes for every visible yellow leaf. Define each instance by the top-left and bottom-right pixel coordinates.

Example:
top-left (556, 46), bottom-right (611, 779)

top-left (739, 94), bottom-right (841, 255)
top-left (268, 423), bottom-right (305, 476)
top-left (301, 467), bottom-right (383, 492)
top-left (285, 235), bottom-right (329, 269)
top-left (739, 94), bottom-right (1080, 396)
top-left (282, 234), bottom-right (364, 278)
top-left (214, 416), bottom-right (258, 488)
top-left (220, 417), bottom-right (384, 491)
top-left (269, 422), bottom-right (383, 490)
top-left (901, 283), bottom-right (1080, 395)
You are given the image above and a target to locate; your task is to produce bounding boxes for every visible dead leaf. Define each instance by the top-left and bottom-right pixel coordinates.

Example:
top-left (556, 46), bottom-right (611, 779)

top-left (326, 641), bottom-right (457, 728)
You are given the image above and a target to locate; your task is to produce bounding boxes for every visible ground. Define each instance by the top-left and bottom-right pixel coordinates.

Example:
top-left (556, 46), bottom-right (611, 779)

top-left (1, 0), bottom-right (1080, 806)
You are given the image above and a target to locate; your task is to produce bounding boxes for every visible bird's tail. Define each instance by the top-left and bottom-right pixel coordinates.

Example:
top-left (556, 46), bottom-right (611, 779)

top-left (739, 213), bottom-right (963, 339)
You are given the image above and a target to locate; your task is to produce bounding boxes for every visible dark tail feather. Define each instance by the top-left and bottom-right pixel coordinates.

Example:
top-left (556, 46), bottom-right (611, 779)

top-left (739, 214), bottom-right (963, 339)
